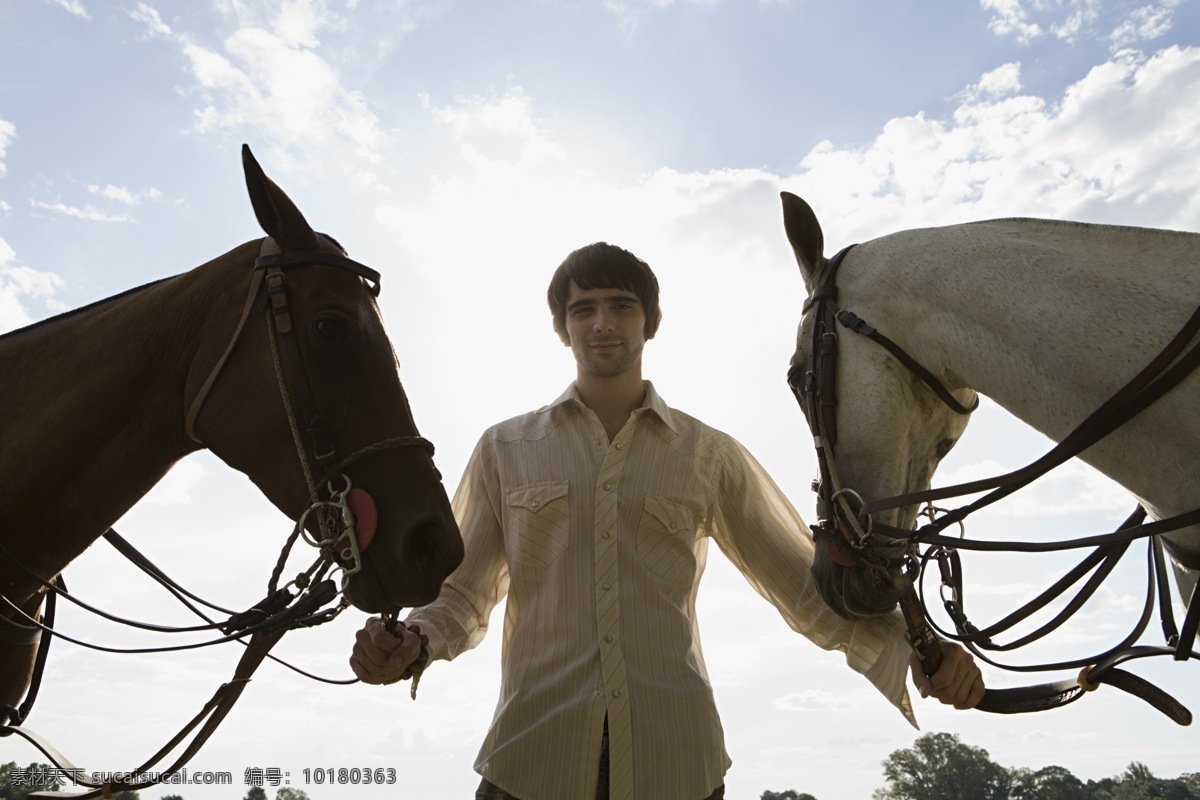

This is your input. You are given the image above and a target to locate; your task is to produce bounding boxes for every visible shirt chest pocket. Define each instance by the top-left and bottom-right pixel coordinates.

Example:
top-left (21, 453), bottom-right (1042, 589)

top-left (637, 495), bottom-right (698, 585)
top-left (505, 481), bottom-right (571, 570)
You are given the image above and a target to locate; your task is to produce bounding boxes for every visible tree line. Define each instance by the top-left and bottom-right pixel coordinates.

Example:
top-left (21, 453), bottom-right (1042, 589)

top-left (763, 732), bottom-right (1200, 800)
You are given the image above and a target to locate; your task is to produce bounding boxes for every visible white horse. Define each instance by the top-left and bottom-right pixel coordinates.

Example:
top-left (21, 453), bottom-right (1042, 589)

top-left (779, 192), bottom-right (1200, 636)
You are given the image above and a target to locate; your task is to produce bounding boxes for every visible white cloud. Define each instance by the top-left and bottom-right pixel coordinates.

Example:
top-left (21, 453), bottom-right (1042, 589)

top-left (962, 61), bottom-right (1025, 101)
top-left (772, 689), bottom-right (857, 712)
top-left (0, 240), bottom-right (66, 334)
top-left (429, 88), bottom-right (566, 170)
top-left (41, 0), bottom-right (90, 19)
top-left (29, 199), bottom-right (133, 223)
top-left (87, 183), bottom-right (164, 205)
top-left (132, 1), bottom-right (387, 175)
top-left (130, 2), bottom-right (172, 37)
top-left (1111, 1), bottom-right (1184, 48)
top-left (602, 0), bottom-right (695, 34)
top-left (786, 45), bottom-right (1200, 242)
top-left (0, 117), bottom-right (14, 178)
top-left (980, 0), bottom-right (1101, 43)
top-left (981, 0), bottom-right (1044, 41)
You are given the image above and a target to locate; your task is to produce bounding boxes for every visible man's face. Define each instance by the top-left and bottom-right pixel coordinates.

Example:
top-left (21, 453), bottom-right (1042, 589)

top-left (564, 281), bottom-right (648, 378)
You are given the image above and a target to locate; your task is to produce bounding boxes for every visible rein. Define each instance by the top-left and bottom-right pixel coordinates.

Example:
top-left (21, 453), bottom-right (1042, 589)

top-left (0, 237), bottom-right (436, 798)
top-left (792, 243), bottom-right (1200, 724)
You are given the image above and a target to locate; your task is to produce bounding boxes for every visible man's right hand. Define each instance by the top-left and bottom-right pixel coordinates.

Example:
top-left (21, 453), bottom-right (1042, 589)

top-left (349, 616), bottom-right (424, 685)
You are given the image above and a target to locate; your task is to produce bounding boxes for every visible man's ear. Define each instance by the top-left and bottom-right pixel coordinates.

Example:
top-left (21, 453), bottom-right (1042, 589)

top-left (646, 309), bottom-right (663, 340)
top-left (554, 318), bottom-right (571, 346)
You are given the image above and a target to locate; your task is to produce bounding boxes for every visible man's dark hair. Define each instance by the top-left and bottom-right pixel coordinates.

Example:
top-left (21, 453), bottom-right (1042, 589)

top-left (547, 242), bottom-right (661, 345)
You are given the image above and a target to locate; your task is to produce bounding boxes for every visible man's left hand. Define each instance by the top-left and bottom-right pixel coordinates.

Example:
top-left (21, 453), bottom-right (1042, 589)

top-left (910, 641), bottom-right (985, 710)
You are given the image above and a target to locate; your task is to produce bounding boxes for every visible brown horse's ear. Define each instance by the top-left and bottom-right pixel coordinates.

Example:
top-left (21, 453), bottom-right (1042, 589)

top-left (781, 191), bottom-right (823, 291)
top-left (242, 144), bottom-right (320, 252)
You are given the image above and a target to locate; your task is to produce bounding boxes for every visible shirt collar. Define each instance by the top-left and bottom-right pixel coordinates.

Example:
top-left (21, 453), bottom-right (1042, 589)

top-left (544, 381), bottom-right (682, 435)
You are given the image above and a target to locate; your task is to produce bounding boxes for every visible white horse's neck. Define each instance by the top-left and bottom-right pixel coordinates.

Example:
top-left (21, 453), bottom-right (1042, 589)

top-left (847, 218), bottom-right (1200, 517)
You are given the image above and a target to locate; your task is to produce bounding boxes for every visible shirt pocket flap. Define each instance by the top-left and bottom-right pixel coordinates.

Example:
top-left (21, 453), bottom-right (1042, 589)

top-left (642, 494), bottom-right (694, 532)
top-left (506, 480), bottom-right (570, 512)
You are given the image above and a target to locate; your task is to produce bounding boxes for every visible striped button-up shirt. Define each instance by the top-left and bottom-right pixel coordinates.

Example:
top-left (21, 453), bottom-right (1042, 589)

top-left (406, 382), bottom-right (915, 800)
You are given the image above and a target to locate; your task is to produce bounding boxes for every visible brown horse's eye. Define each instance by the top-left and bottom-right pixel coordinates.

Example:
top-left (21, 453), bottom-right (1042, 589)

top-left (315, 316), bottom-right (346, 341)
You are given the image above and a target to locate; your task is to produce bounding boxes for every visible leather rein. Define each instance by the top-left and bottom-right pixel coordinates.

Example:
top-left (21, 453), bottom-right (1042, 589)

top-left (1, 237), bottom-right (436, 798)
top-left (789, 244), bottom-right (1199, 724)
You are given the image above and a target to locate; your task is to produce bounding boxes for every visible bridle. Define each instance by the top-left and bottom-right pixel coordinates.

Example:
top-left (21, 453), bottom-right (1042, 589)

top-left (1, 237), bottom-right (437, 798)
top-left (789, 245), bottom-right (977, 571)
top-left (187, 236), bottom-right (435, 578)
top-left (789, 243), bottom-right (1200, 723)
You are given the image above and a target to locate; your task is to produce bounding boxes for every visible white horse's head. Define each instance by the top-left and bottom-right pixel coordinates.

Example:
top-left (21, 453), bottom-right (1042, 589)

top-left (781, 193), bottom-right (977, 618)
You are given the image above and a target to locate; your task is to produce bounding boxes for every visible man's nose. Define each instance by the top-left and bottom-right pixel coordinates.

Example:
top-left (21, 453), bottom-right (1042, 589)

top-left (592, 311), bottom-right (614, 331)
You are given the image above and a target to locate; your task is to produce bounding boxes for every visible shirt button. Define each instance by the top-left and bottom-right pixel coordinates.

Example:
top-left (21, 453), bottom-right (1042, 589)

top-left (669, 522), bottom-right (677, 529)
top-left (615, 443), bottom-right (623, 450)
top-left (594, 690), bottom-right (604, 698)
top-left (612, 690), bottom-right (621, 698)
top-left (602, 483), bottom-right (611, 490)
top-left (531, 500), bottom-right (539, 508)
top-left (604, 634), bottom-right (613, 643)
top-left (602, 582), bottom-right (611, 590)
top-left (602, 531), bottom-right (611, 539)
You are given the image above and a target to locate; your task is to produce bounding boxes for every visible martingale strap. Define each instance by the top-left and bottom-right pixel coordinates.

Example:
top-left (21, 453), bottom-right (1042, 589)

top-left (15, 581), bottom-right (338, 800)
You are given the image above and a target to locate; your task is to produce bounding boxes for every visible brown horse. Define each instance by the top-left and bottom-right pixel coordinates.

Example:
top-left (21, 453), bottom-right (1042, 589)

top-left (0, 146), bottom-right (463, 714)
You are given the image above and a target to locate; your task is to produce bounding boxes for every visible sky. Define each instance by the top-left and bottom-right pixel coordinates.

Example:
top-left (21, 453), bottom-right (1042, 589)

top-left (2, 0), bottom-right (1199, 798)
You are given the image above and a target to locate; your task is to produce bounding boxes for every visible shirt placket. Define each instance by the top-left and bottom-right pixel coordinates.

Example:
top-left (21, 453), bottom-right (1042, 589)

top-left (594, 425), bottom-right (634, 800)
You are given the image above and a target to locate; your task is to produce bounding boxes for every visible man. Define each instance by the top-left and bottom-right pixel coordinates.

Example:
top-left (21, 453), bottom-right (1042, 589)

top-left (350, 243), bottom-right (985, 800)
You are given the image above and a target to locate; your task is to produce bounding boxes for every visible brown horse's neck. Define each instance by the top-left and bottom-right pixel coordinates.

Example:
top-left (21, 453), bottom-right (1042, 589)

top-left (0, 242), bottom-right (259, 597)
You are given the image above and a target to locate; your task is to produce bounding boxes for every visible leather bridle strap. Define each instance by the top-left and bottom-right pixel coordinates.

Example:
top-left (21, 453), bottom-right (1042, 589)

top-left (862, 295), bottom-right (1200, 531)
top-left (184, 263), bottom-right (266, 444)
top-left (12, 581), bottom-right (339, 800)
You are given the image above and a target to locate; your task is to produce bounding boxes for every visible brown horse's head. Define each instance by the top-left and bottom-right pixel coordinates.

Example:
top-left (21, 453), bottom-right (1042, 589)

top-left (185, 146), bottom-right (462, 613)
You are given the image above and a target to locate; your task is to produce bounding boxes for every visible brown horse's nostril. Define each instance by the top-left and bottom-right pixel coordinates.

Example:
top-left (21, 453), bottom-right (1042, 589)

top-left (407, 523), bottom-right (440, 572)
top-left (406, 521), bottom-right (463, 576)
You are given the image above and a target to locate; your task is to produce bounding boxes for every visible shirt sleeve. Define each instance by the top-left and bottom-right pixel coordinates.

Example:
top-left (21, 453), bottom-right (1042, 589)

top-left (405, 431), bottom-right (511, 663)
top-left (709, 436), bottom-right (918, 726)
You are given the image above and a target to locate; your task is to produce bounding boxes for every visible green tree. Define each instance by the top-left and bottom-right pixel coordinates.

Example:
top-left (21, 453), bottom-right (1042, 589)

top-left (275, 790), bottom-right (310, 800)
top-left (762, 792), bottom-right (818, 800)
top-left (243, 788), bottom-right (268, 800)
top-left (0, 762), bottom-right (62, 800)
top-left (1010, 765), bottom-right (1088, 800)
top-left (872, 732), bottom-right (1012, 800)
top-left (1109, 762), bottom-right (1199, 800)
top-left (160, 795), bottom-right (184, 800)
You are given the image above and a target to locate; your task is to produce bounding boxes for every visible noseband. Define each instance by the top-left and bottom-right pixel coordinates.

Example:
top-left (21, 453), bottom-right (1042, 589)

top-left (186, 237), bottom-right (435, 579)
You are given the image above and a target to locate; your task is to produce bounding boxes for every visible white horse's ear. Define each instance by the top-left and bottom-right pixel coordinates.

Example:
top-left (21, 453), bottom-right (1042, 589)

top-left (781, 192), bottom-right (823, 290)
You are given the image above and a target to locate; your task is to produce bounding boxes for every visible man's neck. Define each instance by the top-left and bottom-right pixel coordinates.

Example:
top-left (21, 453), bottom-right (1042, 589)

top-left (575, 368), bottom-right (646, 442)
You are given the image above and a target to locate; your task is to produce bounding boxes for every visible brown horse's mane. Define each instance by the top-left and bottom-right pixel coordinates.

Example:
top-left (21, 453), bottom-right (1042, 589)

top-left (0, 274), bottom-right (177, 343)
